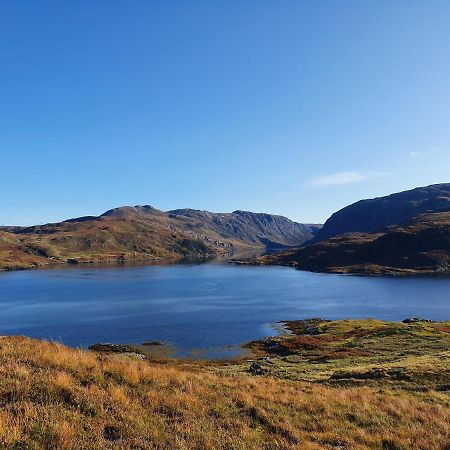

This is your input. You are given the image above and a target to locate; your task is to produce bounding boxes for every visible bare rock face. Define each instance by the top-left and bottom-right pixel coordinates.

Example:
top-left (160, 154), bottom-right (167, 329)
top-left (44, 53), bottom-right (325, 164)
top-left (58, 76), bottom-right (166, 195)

top-left (168, 209), bottom-right (321, 248)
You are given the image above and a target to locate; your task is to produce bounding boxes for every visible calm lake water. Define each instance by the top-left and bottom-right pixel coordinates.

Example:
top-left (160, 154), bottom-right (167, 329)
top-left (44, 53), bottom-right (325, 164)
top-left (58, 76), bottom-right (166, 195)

top-left (0, 263), bottom-right (449, 358)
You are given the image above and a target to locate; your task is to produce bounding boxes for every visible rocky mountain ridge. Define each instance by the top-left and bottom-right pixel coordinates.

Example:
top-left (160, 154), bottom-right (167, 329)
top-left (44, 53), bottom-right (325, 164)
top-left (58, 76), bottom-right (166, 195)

top-left (168, 208), bottom-right (320, 249)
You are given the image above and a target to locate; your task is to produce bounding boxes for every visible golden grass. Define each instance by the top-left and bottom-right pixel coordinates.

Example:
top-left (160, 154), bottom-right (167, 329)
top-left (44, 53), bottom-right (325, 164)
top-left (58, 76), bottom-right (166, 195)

top-left (0, 336), bottom-right (448, 449)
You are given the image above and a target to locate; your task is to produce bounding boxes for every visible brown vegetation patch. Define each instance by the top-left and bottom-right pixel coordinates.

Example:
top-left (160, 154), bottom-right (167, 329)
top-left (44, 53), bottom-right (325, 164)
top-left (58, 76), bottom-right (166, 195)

top-left (280, 335), bottom-right (334, 352)
top-left (434, 324), bottom-right (450, 334)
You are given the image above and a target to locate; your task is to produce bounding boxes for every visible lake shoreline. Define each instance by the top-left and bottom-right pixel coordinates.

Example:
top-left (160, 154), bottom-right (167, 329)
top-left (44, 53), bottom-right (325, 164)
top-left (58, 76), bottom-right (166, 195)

top-left (4, 252), bottom-right (450, 279)
top-left (1, 264), bottom-right (449, 358)
top-left (0, 254), bottom-right (209, 273)
top-left (232, 257), bottom-right (450, 277)
top-left (84, 317), bottom-right (447, 363)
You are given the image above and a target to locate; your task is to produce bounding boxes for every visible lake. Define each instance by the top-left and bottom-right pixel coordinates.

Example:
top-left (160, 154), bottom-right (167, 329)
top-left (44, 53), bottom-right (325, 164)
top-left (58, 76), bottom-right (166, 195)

top-left (0, 263), bottom-right (449, 358)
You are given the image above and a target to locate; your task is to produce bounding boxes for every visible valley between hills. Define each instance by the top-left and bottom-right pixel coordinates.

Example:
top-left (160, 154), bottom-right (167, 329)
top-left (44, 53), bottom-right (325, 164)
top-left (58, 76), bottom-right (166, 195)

top-left (1, 182), bottom-right (449, 275)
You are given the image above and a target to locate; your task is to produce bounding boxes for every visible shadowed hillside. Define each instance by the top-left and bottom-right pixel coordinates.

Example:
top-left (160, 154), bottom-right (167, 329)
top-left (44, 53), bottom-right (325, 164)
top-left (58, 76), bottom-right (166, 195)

top-left (314, 183), bottom-right (450, 242)
top-left (255, 211), bottom-right (450, 275)
top-left (248, 184), bottom-right (450, 275)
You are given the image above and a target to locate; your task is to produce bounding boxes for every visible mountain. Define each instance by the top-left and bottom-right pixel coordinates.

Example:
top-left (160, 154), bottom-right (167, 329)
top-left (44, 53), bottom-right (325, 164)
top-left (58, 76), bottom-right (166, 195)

top-left (314, 183), bottom-right (450, 242)
top-left (168, 209), bottom-right (320, 249)
top-left (255, 211), bottom-right (450, 275)
top-left (0, 205), bottom-right (318, 271)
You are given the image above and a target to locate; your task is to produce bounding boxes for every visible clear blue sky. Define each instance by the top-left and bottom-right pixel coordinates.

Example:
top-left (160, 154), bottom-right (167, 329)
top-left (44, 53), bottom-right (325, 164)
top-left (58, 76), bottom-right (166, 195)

top-left (1, 1), bottom-right (449, 225)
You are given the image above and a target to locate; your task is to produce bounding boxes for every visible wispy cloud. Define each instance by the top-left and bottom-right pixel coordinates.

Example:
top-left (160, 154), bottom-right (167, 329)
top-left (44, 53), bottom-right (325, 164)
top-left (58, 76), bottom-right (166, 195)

top-left (307, 171), bottom-right (391, 188)
top-left (409, 146), bottom-right (448, 158)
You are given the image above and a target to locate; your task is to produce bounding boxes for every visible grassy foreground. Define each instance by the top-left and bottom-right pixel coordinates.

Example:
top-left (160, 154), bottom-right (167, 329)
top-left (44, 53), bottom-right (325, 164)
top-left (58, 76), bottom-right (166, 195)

top-left (239, 318), bottom-right (450, 387)
top-left (0, 320), bottom-right (449, 449)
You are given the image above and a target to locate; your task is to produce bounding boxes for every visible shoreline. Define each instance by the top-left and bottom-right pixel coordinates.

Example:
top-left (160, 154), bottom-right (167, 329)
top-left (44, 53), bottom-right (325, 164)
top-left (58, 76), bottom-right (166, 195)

top-left (3, 253), bottom-right (449, 278)
top-left (0, 247), bottom-right (268, 273)
top-left (0, 255), bottom-right (206, 273)
top-left (231, 257), bottom-right (450, 277)
top-left (3, 317), bottom-right (449, 387)
top-left (82, 317), bottom-right (448, 364)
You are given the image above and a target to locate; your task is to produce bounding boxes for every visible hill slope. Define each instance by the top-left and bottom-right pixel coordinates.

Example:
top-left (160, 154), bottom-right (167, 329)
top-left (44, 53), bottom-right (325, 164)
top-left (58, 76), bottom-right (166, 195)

top-left (257, 211), bottom-right (450, 275)
top-left (168, 209), bottom-right (320, 248)
top-left (0, 205), bottom-right (317, 271)
top-left (0, 319), bottom-right (449, 449)
top-left (314, 183), bottom-right (450, 242)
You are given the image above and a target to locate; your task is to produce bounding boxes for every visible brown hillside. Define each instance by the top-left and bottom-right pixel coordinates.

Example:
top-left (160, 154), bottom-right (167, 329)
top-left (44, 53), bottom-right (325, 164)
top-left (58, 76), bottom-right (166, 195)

top-left (254, 212), bottom-right (450, 275)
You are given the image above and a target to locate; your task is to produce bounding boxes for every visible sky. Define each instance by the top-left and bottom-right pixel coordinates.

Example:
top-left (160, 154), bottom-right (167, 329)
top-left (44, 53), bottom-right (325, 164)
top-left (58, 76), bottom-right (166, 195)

top-left (1, 1), bottom-right (450, 225)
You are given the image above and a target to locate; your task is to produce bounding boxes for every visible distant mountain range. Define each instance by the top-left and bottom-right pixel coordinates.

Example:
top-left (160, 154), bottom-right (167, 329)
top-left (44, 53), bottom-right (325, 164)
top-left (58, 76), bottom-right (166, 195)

top-left (255, 183), bottom-right (450, 275)
top-left (2, 183), bottom-right (449, 274)
top-left (0, 206), bottom-right (320, 271)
